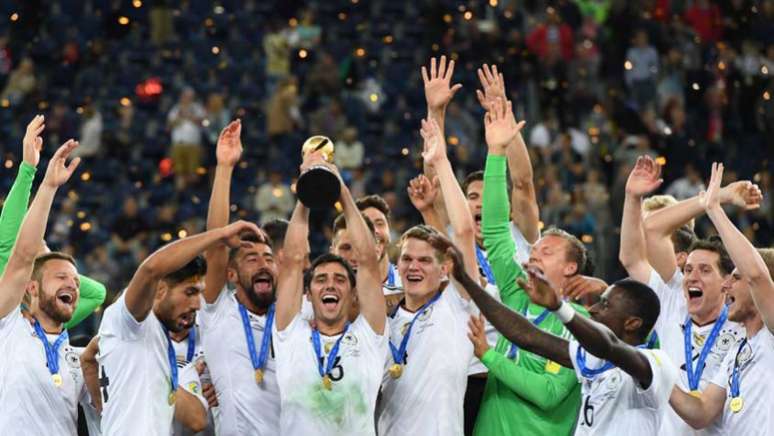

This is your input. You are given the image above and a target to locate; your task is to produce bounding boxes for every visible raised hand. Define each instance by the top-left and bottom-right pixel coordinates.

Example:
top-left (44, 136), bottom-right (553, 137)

top-left (484, 98), bottom-right (523, 150)
top-left (467, 314), bottom-right (490, 359)
top-left (517, 267), bottom-right (561, 310)
top-left (220, 220), bottom-right (266, 248)
top-left (422, 56), bottom-right (463, 112)
top-left (625, 155), bottom-right (663, 197)
top-left (407, 174), bottom-right (438, 212)
top-left (216, 119), bottom-right (243, 167)
top-left (476, 64), bottom-right (506, 112)
top-left (700, 162), bottom-right (725, 212)
top-left (561, 275), bottom-right (608, 301)
top-left (42, 140), bottom-right (81, 188)
top-left (718, 177), bottom-right (763, 210)
top-left (420, 117), bottom-right (447, 167)
top-left (23, 115), bottom-right (45, 167)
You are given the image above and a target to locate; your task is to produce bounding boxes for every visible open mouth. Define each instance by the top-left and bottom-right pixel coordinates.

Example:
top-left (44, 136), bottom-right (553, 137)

top-left (321, 294), bottom-right (340, 310)
top-left (179, 311), bottom-right (196, 328)
top-left (56, 290), bottom-right (75, 306)
top-left (474, 213), bottom-right (482, 227)
top-left (687, 287), bottom-right (704, 300)
top-left (726, 294), bottom-right (736, 306)
top-left (406, 273), bottom-right (423, 284)
top-left (252, 272), bottom-right (273, 294)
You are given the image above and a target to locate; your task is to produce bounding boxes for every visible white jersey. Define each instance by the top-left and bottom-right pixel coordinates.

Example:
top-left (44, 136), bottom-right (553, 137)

top-left (97, 295), bottom-right (176, 436)
top-left (377, 282), bottom-right (476, 436)
top-left (273, 313), bottom-right (387, 436)
top-left (170, 325), bottom-right (215, 436)
top-left (710, 327), bottom-right (774, 435)
top-left (649, 269), bottom-right (744, 436)
top-left (569, 341), bottom-right (678, 436)
top-left (198, 289), bottom-right (280, 436)
top-left (0, 308), bottom-right (86, 435)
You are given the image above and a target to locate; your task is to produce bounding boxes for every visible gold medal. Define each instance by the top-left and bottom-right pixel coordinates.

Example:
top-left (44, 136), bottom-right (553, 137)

top-left (52, 373), bottom-right (63, 387)
top-left (388, 363), bottom-right (403, 379)
top-left (168, 391), bottom-right (177, 405)
top-left (324, 342), bottom-right (333, 354)
top-left (322, 375), bottom-right (332, 390)
top-left (729, 397), bottom-right (743, 413)
top-left (689, 390), bottom-right (701, 398)
top-left (255, 369), bottom-right (264, 384)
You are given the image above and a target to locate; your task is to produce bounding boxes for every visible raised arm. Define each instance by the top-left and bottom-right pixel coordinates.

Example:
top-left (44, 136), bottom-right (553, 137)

top-left (521, 269), bottom-right (655, 388)
top-left (702, 163), bottom-right (774, 332)
top-left (421, 118), bottom-right (479, 297)
top-left (644, 177), bottom-right (762, 282)
top-left (125, 220), bottom-right (261, 322)
top-left (80, 336), bottom-right (102, 412)
top-left (203, 120), bottom-right (243, 303)
top-left (669, 384), bottom-right (726, 429)
top-left (407, 174), bottom-right (445, 232)
top-left (0, 140), bottom-right (80, 319)
top-left (443, 240), bottom-right (572, 368)
top-left (274, 201), bottom-right (309, 331)
top-left (337, 166), bottom-right (385, 333)
top-left (619, 156), bottom-right (663, 282)
top-left (476, 65), bottom-right (539, 243)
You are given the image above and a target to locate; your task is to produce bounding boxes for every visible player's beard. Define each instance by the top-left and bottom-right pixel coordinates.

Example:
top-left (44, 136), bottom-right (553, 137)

top-left (38, 291), bottom-right (73, 324)
top-left (238, 269), bottom-right (275, 311)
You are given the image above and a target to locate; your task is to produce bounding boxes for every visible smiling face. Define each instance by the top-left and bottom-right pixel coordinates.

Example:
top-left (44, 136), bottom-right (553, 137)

top-left (229, 241), bottom-right (277, 310)
top-left (723, 268), bottom-right (757, 323)
top-left (30, 258), bottom-right (80, 324)
top-left (308, 261), bottom-right (355, 326)
top-left (683, 249), bottom-right (729, 322)
top-left (465, 180), bottom-right (484, 244)
top-left (398, 237), bottom-right (447, 304)
top-left (528, 235), bottom-right (578, 289)
top-left (155, 276), bottom-right (204, 333)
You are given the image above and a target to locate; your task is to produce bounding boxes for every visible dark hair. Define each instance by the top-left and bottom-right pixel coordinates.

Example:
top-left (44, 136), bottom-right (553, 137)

top-left (355, 195), bottom-right (391, 221)
top-left (542, 227), bottom-right (587, 276)
top-left (303, 253), bottom-right (356, 291)
top-left (688, 236), bottom-right (734, 275)
top-left (162, 256), bottom-right (207, 287)
top-left (262, 219), bottom-right (288, 251)
top-left (614, 278), bottom-right (661, 342)
top-left (228, 231), bottom-right (274, 261)
top-left (672, 225), bottom-right (697, 253)
top-left (399, 224), bottom-right (447, 262)
top-left (332, 213), bottom-right (376, 236)
top-left (32, 252), bottom-right (77, 282)
top-left (462, 171), bottom-right (484, 196)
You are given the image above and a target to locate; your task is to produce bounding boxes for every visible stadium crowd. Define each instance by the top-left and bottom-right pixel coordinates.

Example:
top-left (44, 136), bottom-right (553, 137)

top-left (1, 1), bottom-right (774, 435)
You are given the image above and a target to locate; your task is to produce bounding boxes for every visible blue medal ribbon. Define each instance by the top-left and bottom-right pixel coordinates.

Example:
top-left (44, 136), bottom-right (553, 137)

top-left (508, 307), bottom-right (551, 359)
top-left (576, 341), bottom-right (654, 378)
top-left (388, 291), bottom-right (442, 366)
top-left (312, 322), bottom-right (350, 380)
top-left (386, 263), bottom-right (397, 288)
top-left (32, 320), bottom-right (68, 377)
top-left (730, 338), bottom-right (748, 399)
top-left (185, 327), bottom-right (196, 362)
top-left (163, 326), bottom-right (179, 394)
top-left (684, 305), bottom-right (728, 391)
top-left (238, 303), bottom-right (275, 372)
top-left (475, 245), bottom-right (496, 285)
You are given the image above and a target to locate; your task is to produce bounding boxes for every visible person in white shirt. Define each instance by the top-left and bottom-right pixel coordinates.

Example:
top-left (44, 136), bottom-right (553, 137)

top-left (272, 153), bottom-right (387, 436)
top-left (669, 162), bottom-right (774, 435)
top-left (180, 118), bottom-right (281, 436)
top-left (448, 243), bottom-right (679, 436)
top-left (167, 86), bottom-right (206, 190)
top-left (97, 215), bottom-right (260, 436)
top-left (377, 114), bottom-right (480, 436)
top-left (621, 156), bottom-right (762, 435)
top-left (0, 139), bottom-right (89, 435)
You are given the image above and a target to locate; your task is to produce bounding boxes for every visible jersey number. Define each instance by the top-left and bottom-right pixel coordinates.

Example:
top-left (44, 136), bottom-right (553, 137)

top-left (319, 356), bottom-right (345, 382)
top-left (99, 366), bottom-right (110, 404)
top-left (582, 395), bottom-right (594, 427)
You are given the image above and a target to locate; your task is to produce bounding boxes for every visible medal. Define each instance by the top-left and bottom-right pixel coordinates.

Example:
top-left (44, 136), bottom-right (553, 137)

top-left (689, 390), bottom-right (701, 398)
top-left (32, 320), bottom-right (69, 389)
top-left (168, 391), bottom-right (177, 405)
top-left (255, 369), bottom-right (264, 384)
top-left (164, 327), bottom-right (179, 407)
top-left (52, 373), bottom-right (63, 387)
top-left (729, 397), bottom-right (743, 413)
top-left (388, 363), bottom-right (403, 379)
top-left (239, 303), bottom-right (274, 386)
top-left (322, 375), bottom-right (332, 390)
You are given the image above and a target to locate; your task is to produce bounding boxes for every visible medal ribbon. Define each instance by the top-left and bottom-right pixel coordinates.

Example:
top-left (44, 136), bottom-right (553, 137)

top-left (386, 263), bottom-right (397, 287)
top-left (388, 291), bottom-right (442, 366)
top-left (32, 320), bottom-right (68, 377)
top-left (312, 322), bottom-right (350, 380)
top-left (730, 338), bottom-right (748, 399)
top-left (163, 326), bottom-right (179, 395)
top-left (238, 303), bottom-right (275, 372)
top-left (576, 341), bottom-right (653, 378)
top-left (475, 245), bottom-right (496, 285)
top-left (185, 326), bottom-right (196, 362)
top-left (508, 307), bottom-right (551, 359)
top-left (684, 305), bottom-right (728, 390)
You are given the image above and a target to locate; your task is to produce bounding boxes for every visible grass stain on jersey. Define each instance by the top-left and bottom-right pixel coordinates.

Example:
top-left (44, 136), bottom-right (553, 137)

top-left (301, 380), bottom-right (368, 429)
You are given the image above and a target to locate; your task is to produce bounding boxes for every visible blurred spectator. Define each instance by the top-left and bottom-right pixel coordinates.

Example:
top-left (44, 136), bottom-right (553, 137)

top-left (684, 0), bottom-right (724, 44)
top-left (46, 101), bottom-right (77, 147)
top-left (527, 7), bottom-right (574, 62)
top-left (149, 1), bottom-right (175, 45)
top-left (267, 76), bottom-right (301, 138)
top-left (264, 20), bottom-right (291, 92)
top-left (306, 51), bottom-right (341, 98)
top-left (255, 170), bottom-right (295, 224)
top-left (73, 102), bottom-right (103, 159)
top-left (167, 87), bottom-right (205, 190)
top-left (334, 127), bottom-right (365, 172)
top-left (204, 92), bottom-right (231, 145)
top-left (309, 99), bottom-right (347, 137)
top-left (1, 57), bottom-right (36, 105)
top-left (625, 29), bottom-right (659, 110)
top-left (666, 163), bottom-right (706, 200)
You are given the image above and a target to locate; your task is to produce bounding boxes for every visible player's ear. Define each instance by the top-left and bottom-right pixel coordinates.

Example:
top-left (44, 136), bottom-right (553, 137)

top-left (156, 280), bottom-right (169, 300)
top-left (623, 316), bottom-right (643, 335)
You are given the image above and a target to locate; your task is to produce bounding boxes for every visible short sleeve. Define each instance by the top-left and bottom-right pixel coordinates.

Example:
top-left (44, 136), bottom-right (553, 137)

top-left (509, 222), bottom-right (532, 265)
top-left (631, 349), bottom-right (679, 409)
top-left (648, 269), bottom-right (685, 321)
top-left (179, 361), bottom-right (208, 411)
top-left (272, 312), bottom-right (305, 344)
top-left (199, 287), bottom-right (231, 328)
top-left (0, 307), bottom-right (21, 347)
top-left (567, 340), bottom-right (585, 382)
top-left (100, 294), bottom-right (147, 341)
top-left (443, 281), bottom-right (475, 317)
top-left (709, 345), bottom-right (734, 390)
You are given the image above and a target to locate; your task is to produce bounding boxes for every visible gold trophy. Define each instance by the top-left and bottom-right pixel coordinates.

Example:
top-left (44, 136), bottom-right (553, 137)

top-left (297, 135), bottom-right (341, 209)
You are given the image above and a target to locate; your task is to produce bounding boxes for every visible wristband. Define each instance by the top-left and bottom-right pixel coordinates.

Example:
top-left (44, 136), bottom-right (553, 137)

top-left (552, 301), bottom-right (575, 324)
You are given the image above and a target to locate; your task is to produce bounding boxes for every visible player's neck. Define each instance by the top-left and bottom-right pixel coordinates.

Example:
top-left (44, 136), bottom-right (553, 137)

top-left (690, 303), bottom-right (725, 327)
top-left (404, 289), bottom-right (440, 313)
top-left (743, 315), bottom-right (764, 339)
top-left (315, 318), bottom-right (348, 336)
top-left (31, 310), bottom-right (64, 334)
top-left (235, 288), bottom-right (269, 316)
top-left (170, 328), bottom-right (190, 342)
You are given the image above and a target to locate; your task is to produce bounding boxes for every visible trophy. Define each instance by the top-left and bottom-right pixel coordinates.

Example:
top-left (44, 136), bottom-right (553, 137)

top-left (296, 135), bottom-right (341, 209)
